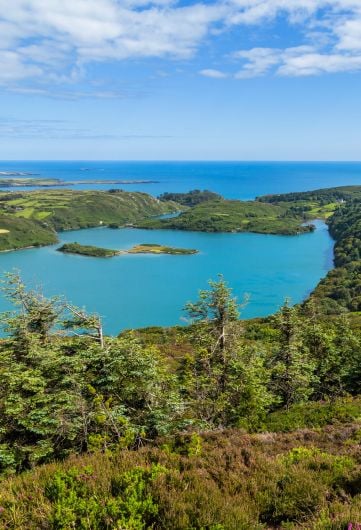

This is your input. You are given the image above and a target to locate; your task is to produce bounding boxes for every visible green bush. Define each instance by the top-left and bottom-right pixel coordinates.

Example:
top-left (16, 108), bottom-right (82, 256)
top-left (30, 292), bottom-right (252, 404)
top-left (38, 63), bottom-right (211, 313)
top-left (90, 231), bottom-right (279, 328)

top-left (264, 398), bottom-right (361, 432)
top-left (46, 464), bottom-right (164, 530)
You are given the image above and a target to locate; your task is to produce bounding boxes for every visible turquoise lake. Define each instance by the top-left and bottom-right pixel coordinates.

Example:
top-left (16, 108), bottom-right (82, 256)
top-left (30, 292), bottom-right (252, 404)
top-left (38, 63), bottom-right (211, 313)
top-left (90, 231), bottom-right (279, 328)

top-left (0, 221), bottom-right (333, 334)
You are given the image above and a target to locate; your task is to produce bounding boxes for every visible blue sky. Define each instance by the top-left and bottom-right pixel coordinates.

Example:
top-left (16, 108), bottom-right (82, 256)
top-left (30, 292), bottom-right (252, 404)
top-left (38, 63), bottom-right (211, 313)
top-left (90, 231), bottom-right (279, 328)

top-left (0, 0), bottom-right (361, 160)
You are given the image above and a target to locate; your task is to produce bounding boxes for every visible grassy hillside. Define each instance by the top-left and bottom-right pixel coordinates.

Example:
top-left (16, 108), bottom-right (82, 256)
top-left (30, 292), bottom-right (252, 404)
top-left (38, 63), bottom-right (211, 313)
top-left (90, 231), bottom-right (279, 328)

top-left (0, 190), bottom-right (179, 251)
top-left (258, 185), bottom-right (361, 204)
top-left (0, 215), bottom-right (57, 251)
top-left (137, 199), bottom-right (315, 235)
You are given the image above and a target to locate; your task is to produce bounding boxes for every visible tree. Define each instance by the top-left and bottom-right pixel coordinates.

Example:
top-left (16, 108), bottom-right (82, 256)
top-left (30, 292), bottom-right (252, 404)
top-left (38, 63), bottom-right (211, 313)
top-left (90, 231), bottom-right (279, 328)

top-left (1, 272), bottom-right (105, 351)
top-left (0, 274), bottom-right (183, 473)
top-left (63, 305), bottom-right (104, 349)
top-left (180, 277), bottom-right (270, 428)
top-left (1, 272), bottom-right (65, 354)
top-left (84, 334), bottom-right (183, 449)
top-left (184, 275), bottom-right (241, 353)
top-left (302, 300), bottom-right (357, 399)
top-left (269, 301), bottom-right (316, 409)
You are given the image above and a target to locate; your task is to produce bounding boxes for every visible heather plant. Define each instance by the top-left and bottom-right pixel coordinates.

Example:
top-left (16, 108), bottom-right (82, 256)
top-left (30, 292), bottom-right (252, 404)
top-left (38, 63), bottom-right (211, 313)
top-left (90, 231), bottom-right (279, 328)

top-left (1, 420), bottom-right (361, 529)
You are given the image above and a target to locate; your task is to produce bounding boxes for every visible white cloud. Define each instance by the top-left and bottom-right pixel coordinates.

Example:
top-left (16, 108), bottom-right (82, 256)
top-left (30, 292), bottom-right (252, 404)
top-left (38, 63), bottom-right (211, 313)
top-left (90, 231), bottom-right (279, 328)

top-left (199, 68), bottom-right (228, 78)
top-left (278, 51), bottom-right (361, 75)
top-left (233, 44), bottom-right (361, 77)
top-left (226, 0), bottom-right (326, 25)
top-left (228, 0), bottom-right (361, 77)
top-left (0, 50), bottom-right (42, 83)
top-left (234, 47), bottom-right (281, 78)
top-left (1, 0), bottom-right (361, 90)
top-left (335, 16), bottom-right (361, 51)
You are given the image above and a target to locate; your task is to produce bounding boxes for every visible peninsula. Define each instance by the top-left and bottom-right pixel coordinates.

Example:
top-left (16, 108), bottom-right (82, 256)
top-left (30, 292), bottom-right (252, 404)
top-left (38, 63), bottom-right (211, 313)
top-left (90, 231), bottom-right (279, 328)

top-left (137, 196), bottom-right (316, 235)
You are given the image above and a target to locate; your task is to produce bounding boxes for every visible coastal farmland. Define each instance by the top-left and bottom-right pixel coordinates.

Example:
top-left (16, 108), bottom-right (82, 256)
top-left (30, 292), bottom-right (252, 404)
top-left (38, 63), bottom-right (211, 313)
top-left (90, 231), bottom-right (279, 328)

top-left (0, 189), bottom-right (180, 251)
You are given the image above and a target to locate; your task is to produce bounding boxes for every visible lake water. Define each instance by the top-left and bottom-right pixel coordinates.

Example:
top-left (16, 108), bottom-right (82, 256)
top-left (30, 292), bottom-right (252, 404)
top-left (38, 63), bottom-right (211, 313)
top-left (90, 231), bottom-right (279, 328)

top-left (0, 220), bottom-right (333, 334)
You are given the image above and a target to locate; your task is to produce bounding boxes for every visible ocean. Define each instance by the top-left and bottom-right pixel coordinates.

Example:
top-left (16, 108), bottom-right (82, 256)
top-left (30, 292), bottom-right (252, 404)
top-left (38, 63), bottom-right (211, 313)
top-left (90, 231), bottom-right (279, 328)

top-left (0, 160), bottom-right (360, 198)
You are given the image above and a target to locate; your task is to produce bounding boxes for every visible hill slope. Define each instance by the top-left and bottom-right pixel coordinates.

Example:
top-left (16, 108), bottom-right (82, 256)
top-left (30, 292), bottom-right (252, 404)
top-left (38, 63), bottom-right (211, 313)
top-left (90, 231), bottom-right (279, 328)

top-left (0, 190), bottom-right (179, 251)
top-left (137, 198), bottom-right (314, 235)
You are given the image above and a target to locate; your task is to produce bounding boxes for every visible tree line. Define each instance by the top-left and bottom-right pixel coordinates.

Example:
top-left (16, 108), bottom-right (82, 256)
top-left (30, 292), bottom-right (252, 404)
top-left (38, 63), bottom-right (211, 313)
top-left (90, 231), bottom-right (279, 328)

top-left (0, 273), bottom-right (360, 475)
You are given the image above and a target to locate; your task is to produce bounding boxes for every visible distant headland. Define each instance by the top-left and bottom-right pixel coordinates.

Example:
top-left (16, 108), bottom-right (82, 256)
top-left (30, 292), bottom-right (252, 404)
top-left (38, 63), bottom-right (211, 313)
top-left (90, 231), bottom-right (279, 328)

top-left (0, 177), bottom-right (160, 187)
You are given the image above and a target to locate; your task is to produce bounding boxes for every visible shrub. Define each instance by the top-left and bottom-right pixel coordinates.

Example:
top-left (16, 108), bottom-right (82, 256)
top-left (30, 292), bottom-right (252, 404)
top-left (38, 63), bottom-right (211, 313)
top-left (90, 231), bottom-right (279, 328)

top-left (264, 398), bottom-right (361, 432)
top-left (45, 464), bottom-right (164, 530)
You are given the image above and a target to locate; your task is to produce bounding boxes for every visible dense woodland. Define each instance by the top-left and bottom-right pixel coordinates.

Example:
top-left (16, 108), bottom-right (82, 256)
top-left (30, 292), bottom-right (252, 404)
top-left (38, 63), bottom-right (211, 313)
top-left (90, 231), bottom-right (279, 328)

top-left (158, 189), bottom-right (222, 206)
top-left (0, 186), bottom-right (361, 528)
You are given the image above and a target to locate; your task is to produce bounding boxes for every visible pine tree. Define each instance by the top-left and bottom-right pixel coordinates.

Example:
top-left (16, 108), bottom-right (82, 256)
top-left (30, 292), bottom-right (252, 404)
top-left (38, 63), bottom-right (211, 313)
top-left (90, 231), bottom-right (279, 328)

top-left (302, 300), bottom-right (357, 399)
top-left (181, 276), bottom-right (270, 428)
top-left (269, 301), bottom-right (316, 409)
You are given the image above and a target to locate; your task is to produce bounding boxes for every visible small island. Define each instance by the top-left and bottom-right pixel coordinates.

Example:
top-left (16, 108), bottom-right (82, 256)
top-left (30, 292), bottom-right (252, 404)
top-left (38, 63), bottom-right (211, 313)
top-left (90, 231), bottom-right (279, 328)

top-left (57, 242), bottom-right (121, 257)
top-left (126, 243), bottom-right (198, 255)
top-left (57, 241), bottom-right (198, 257)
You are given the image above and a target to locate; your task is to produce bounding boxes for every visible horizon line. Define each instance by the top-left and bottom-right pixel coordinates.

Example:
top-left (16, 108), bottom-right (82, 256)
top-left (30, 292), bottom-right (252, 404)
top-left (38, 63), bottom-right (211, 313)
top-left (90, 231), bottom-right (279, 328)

top-left (1, 159), bottom-right (361, 164)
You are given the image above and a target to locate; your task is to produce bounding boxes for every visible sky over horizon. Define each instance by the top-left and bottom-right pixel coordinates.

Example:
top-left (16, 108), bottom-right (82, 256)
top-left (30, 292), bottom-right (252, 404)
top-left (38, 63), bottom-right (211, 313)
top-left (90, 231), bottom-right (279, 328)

top-left (0, 0), bottom-right (361, 160)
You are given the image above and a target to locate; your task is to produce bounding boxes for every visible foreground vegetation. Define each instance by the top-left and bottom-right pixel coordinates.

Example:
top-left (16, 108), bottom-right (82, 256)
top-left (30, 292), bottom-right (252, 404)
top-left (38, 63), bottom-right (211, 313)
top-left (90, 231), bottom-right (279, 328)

top-left (1, 416), bottom-right (361, 529)
top-left (0, 271), bottom-right (360, 527)
top-left (0, 190), bottom-right (179, 251)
